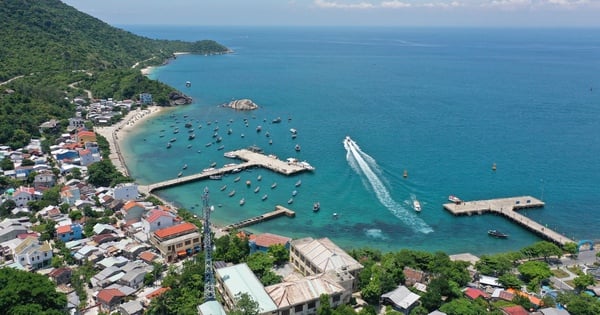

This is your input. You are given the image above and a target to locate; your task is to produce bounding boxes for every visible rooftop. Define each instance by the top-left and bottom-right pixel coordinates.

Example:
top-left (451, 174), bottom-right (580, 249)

top-left (291, 237), bottom-right (363, 273)
top-left (250, 233), bottom-right (291, 248)
top-left (216, 263), bottom-right (277, 313)
top-left (265, 273), bottom-right (344, 308)
top-left (154, 222), bottom-right (198, 239)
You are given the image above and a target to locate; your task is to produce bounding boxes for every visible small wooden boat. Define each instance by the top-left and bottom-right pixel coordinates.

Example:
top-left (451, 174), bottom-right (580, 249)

top-left (254, 186), bottom-right (260, 193)
top-left (295, 179), bottom-right (302, 187)
top-left (287, 198), bottom-right (294, 204)
top-left (210, 162), bottom-right (217, 168)
top-left (220, 185), bottom-right (227, 191)
top-left (292, 190), bottom-right (298, 197)
top-left (182, 164), bottom-right (188, 170)
top-left (262, 194), bottom-right (268, 201)
top-left (257, 175), bottom-right (262, 181)
top-left (234, 176), bottom-right (241, 182)
top-left (177, 172), bottom-right (183, 178)
top-left (488, 230), bottom-right (508, 238)
top-left (228, 190), bottom-right (236, 197)
top-left (271, 182), bottom-right (277, 189)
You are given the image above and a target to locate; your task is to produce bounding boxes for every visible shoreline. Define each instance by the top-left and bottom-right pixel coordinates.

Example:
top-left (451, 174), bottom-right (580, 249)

top-left (94, 106), bottom-right (163, 177)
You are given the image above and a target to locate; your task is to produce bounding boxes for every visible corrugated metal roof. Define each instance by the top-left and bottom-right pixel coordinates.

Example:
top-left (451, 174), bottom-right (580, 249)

top-left (265, 273), bottom-right (344, 308)
top-left (292, 237), bottom-right (362, 273)
top-left (198, 300), bottom-right (227, 315)
top-left (216, 263), bottom-right (277, 313)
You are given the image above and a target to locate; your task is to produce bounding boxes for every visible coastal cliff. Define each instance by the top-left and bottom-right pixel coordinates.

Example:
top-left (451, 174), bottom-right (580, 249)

top-left (168, 91), bottom-right (193, 105)
top-left (223, 99), bottom-right (259, 110)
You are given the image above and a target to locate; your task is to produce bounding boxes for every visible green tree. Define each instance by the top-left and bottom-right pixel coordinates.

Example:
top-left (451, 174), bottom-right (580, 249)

top-left (409, 306), bottom-right (428, 315)
top-left (439, 298), bottom-right (487, 315)
top-left (573, 274), bottom-right (595, 292)
top-left (521, 241), bottom-right (562, 262)
top-left (0, 267), bottom-right (67, 315)
top-left (317, 294), bottom-right (332, 315)
top-left (0, 158), bottom-right (14, 170)
top-left (517, 261), bottom-right (552, 283)
top-left (563, 242), bottom-right (578, 258)
top-left (230, 292), bottom-right (260, 315)
top-left (498, 273), bottom-right (523, 289)
top-left (475, 254), bottom-right (514, 276)
top-left (268, 244), bottom-right (289, 266)
top-left (21, 158), bottom-right (35, 166)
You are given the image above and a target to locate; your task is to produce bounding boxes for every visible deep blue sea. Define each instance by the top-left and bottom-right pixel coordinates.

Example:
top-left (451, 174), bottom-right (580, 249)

top-left (120, 26), bottom-right (600, 255)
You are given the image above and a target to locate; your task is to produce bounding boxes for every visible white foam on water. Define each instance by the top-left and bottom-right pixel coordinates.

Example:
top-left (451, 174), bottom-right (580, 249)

top-left (344, 137), bottom-right (433, 234)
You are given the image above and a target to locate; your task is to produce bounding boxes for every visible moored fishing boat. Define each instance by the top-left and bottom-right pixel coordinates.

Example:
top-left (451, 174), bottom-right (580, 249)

top-left (262, 194), bottom-right (268, 201)
top-left (295, 179), bottom-right (302, 187)
top-left (220, 185), bottom-right (227, 191)
top-left (228, 190), bottom-right (236, 197)
top-left (488, 230), bottom-right (509, 238)
top-left (413, 199), bottom-right (422, 212)
top-left (313, 202), bottom-right (320, 212)
top-left (254, 186), bottom-right (260, 193)
top-left (240, 198), bottom-right (245, 206)
top-left (287, 198), bottom-right (294, 204)
top-left (234, 176), bottom-right (241, 182)
top-left (448, 195), bottom-right (462, 204)
top-left (271, 182), bottom-right (277, 189)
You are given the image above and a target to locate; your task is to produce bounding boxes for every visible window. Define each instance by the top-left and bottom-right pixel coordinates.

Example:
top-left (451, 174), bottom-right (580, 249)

top-left (193, 238), bottom-right (200, 243)
top-left (281, 309), bottom-right (289, 315)
top-left (157, 221), bottom-right (161, 226)
top-left (44, 253), bottom-right (48, 257)
top-left (332, 294), bottom-right (340, 303)
top-left (295, 305), bottom-right (303, 312)
top-left (176, 243), bottom-right (183, 248)
top-left (308, 302), bottom-right (315, 309)
top-left (185, 240), bottom-right (191, 245)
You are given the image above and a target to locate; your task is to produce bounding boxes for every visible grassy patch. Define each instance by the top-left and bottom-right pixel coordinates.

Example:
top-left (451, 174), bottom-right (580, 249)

top-left (552, 269), bottom-right (570, 278)
top-left (567, 266), bottom-right (583, 276)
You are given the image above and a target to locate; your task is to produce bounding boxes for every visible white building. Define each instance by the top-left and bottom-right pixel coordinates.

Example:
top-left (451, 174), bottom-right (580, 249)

top-left (113, 183), bottom-right (139, 201)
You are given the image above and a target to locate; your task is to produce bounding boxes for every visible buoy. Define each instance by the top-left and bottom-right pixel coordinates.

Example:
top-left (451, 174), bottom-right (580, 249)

top-left (492, 163), bottom-right (497, 171)
top-left (403, 170), bottom-right (408, 178)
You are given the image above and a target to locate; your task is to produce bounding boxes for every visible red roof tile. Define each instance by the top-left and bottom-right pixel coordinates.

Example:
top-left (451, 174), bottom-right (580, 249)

top-left (123, 201), bottom-right (142, 211)
top-left (147, 287), bottom-right (170, 299)
top-left (146, 209), bottom-right (172, 223)
top-left (502, 305), bottom-right (530, 315)
top-left (97, 288), bottom-right (125, 304)
top-left (465, 288), bottom-right (490, 300)
top-left (507, 288), bottom-right (542, 306)
top-left (154, 222), bottom-right (197, 239)
top-left (77, 130), bottom-right (96, 138)
top-left (139, 251), bottom-right (158, 263)
top-left (56, 225), bottom-right (72, 234)
top-left (251, 233), bottom-right (291, 248)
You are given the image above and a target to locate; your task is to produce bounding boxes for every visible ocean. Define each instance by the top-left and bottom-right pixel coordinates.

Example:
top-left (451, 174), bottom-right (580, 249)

top-left (120, 26), bottom-right (600, 255)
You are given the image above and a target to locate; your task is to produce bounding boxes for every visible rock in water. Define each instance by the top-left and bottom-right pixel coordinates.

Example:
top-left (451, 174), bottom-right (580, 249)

top-left (223, 99), bottom-right (258, 110)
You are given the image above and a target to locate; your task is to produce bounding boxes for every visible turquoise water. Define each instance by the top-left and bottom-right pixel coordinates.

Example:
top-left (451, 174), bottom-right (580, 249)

top-left (121, 26), bottom-right (600, 254)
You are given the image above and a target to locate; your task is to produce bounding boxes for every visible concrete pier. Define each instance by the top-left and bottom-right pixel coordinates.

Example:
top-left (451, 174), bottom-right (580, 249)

top-left (443, 196), bottom-right (574, 246)
top-left (138, 149), bottom-right (314, 194)
top-left (221, 205), bottom-right (295, 232)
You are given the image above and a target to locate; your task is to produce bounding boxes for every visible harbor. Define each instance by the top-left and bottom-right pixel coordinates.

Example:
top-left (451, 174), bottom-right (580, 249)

top-left (138, 149), bottom-right (314, 194)
top-left (443, 196), bottom-right (574, 245)
top-left (221, 205), bottom-right (296, 232)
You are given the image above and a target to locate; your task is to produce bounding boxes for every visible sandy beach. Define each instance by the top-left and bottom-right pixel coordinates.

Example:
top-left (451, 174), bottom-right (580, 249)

top-left (94, 106), bottom-right (163, 177)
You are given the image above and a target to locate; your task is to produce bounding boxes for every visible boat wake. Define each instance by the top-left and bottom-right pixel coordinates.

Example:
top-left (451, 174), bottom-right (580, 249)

top-left (344, 137), bottom-right (433, 234)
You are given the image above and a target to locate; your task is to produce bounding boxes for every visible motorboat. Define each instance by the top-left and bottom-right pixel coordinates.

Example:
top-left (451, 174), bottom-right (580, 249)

top-left (210, 162), bottom-right (217, 167)
top-left (256, 125), bottom-right (262, 132)
top-left (488, 230), bottom-right (509, 238)
top-left (185, 81), bottom-right (191, 87)
top-left (224, 152), bottom-right (237, 159)
top-left (290, 128), bottom-right (297, 134)
top-left (205, 142), bottom-right (212, 147)
top-left (448, 195), bottom-right (462, 204)
top-left (228, 190), bottom-right (236, 197)
top-left (220, 185), bottom-right (227, 191)
top-left (313, 202), bottom-right (320, 212)
top-left (232, 168), bottom-right (242, 173)
top-left (177, 172), bottom-right (183, 178)
top-left (169, 138), bottom-right (177, 142)
top-left (217, 145), bottom-right (225, 151)
top-left (271, 182), bottom-right (277, 189)
top-left (295, 179), bottom-right (302, 187)
top-left (166, 143), bottom-right (172, 149)
top-left (240, 198), bottom-right (245, 206)
top-left (292, 190), bottom-right (298, 197)
top-left (188, 133), bottom-right (195, 140)
top-left (234, 176), bottom-right (241, 182)
top-left (257, 175), bottom-right (262, 181)
top-left (287, 198), bottom-right (294, 204)
top-left (182, 164), bottom-right (188, 170)
top-left (209, 175), bottom-right (222, 180)
top-left (254, 186), bottom-right (260, 193)
top-left (187, 144), bottom-right (192, 149)
top-left (413, 199), bottom-right (422, 212)
top-left (295, 144), bottom-right (301, 152)
top-left (262, 194), bottom-right (268, 201)
top-left (272, 117), bottom-right (282, 124)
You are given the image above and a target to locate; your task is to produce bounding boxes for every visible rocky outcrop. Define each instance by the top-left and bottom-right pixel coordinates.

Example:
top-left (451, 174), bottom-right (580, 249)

top-left (168, 91), bottom-right (193, 105)
top-left (222, 99), bottom-right (259, 111)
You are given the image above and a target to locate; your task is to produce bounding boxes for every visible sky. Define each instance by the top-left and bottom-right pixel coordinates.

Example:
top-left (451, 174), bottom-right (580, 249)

top-left (62, 0), bottom-right (600, 27)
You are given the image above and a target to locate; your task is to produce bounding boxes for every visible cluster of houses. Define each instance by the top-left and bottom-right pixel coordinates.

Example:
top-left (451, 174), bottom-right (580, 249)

top-left (82, 95), bottom-right (152, 125)
top-left (0, 96), bottom-right (584, 315)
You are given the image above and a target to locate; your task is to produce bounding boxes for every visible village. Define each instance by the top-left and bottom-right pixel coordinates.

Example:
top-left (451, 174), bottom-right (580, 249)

top-left (0, 93), bottom-right (596, 315)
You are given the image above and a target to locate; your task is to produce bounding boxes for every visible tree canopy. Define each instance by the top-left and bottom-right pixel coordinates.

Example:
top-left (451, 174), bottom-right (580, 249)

top-left (0, 268), bottom-right (67, 315)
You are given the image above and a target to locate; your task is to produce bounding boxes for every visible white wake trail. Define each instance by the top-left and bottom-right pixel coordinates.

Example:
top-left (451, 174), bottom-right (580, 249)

top-left (344, 137), bottom-right (433, 234)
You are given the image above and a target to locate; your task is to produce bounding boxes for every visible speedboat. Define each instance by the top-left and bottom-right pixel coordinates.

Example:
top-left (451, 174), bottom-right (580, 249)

top-left (188, 133), bottom-right (195, 140)
top-left (488, 230), bottom-right (508, 238)
top-left (313, 202), bottom-right (320, 212)
top-left (448, 195), bottom-right (462, 204)
top-left (290, 128), bottom-right (297, 134)
top-left (295, 179), bottom-right (302, 187)
top-left (413, 199), bottom-right (422, 212)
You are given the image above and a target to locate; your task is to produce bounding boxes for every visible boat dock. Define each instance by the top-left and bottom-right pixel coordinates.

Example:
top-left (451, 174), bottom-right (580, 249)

top-left (138, 149), bottom-right (314, 194)
top-left (221, 205), bottom-right (295, 232)
top-left (443, 196), bottom-right (574, 246)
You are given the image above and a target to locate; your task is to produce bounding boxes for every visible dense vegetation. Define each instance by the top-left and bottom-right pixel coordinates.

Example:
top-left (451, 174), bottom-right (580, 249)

top-left (0, 267), bottom-right (68, 315)
top-left (0, 0), bottom-right (229, 147)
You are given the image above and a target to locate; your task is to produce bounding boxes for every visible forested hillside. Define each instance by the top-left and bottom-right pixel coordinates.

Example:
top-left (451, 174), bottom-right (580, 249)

top-left (0, 0), bottom-right (229, 148)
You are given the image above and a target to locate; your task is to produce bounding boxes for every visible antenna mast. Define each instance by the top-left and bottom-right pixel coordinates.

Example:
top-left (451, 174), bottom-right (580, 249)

top-left (202, 187), bottom-right (216, 301)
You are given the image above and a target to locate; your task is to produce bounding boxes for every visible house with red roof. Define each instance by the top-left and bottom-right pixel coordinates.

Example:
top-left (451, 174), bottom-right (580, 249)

top-left (78, 149), bottom-right (95, 166)
top-left (501, 305), bottom-right (530, 315)
top-left (142, 209), bottom-right (176, 235)
top-left (76, 130), bottom-right (96, 145)
top-left (464, 287), bottom-right (490, 301)
top-left (9, 186), bottom-right (41, 207)
top-left (150, 222), bottom-right (201, 262)
top-left (507, 288), bottom-right (542, 307)
top-left (249, 232), bottom-right (291, 253)
top-left (403, 266), bottom-right (428, 286)
top-left (49, 267), bottom-right (72, 285)
top-left (121, 201), bottom-right (147, 222)
top-left (56, 223), bottom-right (83, 242)
top-left (97, 288), bottom-right (126, 312)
